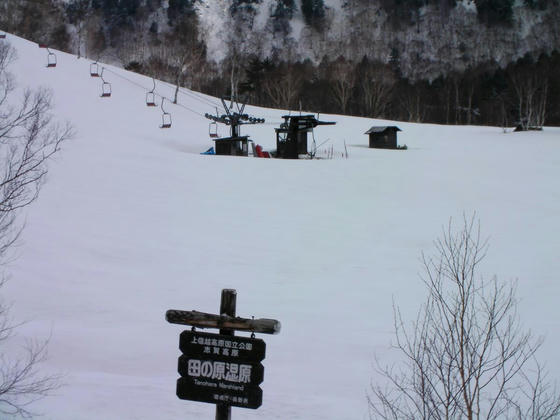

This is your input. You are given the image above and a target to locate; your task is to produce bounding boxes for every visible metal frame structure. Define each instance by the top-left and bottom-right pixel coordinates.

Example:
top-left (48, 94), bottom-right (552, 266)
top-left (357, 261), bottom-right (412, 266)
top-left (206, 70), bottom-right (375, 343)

top-left (204, 96), bottom-right (265, 156)
top-left (146, 78), bottom-right (157, 107)
top-left (160, 98), bottom-right (172, 128)
top-left (275, 115), bottom-right (336, 159)
top-left (90, 62), bottom-right (100, 77)
top-left (46, 48), bottom-right (56, 68)
top-left (209, 121), bottom-right (218, 138)
top-left (100, 68), bottom-right (111, 97)
top-left (204, 96), bottom-right (264, 139)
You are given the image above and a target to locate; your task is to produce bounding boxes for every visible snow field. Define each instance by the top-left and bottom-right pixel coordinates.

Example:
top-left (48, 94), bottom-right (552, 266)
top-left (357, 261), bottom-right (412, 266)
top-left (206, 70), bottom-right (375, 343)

top-left (2, 34), bottom-right (560, 419)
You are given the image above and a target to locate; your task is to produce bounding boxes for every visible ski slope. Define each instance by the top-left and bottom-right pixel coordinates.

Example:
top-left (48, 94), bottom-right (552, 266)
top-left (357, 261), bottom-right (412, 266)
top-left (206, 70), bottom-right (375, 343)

top-left (2, 33), bottom-right (560, 420)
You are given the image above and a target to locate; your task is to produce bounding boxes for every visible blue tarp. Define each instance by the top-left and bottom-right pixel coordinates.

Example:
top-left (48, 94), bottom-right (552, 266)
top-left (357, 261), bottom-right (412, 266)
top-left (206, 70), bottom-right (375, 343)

top-left (201, 147), bottom-right (215, 155)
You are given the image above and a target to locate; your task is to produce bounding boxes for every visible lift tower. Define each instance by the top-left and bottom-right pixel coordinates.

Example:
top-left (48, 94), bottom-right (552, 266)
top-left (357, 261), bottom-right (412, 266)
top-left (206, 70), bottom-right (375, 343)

top-left (204, 97), bottom-right (265, 156)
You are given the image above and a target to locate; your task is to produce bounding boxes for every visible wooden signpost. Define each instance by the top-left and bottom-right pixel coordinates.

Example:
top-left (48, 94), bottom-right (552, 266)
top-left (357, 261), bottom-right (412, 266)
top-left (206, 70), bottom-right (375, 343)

top-left (166, 289), bottom-right (281, 420)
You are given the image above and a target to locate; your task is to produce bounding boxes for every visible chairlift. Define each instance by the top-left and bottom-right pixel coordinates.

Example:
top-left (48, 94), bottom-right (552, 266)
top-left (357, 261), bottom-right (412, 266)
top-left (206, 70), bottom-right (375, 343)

top-left (146, 78), bottom-right (156, 107)
top-left (101, 81), bottom-right (112, 97)
top-left (90, 62), bottom-right (100, 77)
top-left (38, 43), bottom-right (48, 48)
top-left (160, 98), bottom-right (172, 128)
top-left (100, 68), bottom-right (111, 98)
top-left (209, 121), bottom-right (218, 138)
top-left (46, 48), bottom-right (56, 68)
top-left (0, 32), bottom-right (6, 39)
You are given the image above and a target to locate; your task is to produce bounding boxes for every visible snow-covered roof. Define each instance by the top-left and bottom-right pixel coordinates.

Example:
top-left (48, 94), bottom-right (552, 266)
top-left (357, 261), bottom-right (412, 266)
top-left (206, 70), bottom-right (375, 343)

top-left (364, 126), bottom-right (402, 134)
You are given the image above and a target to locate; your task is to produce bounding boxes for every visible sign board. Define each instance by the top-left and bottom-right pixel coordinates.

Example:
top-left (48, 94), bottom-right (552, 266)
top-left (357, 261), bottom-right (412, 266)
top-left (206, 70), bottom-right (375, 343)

top-left (176, 331), bottom-right (266, 409)
top-left (180, 331), bottom-right (266, 361)
top-left (177, 376), bottom-right (263, 409)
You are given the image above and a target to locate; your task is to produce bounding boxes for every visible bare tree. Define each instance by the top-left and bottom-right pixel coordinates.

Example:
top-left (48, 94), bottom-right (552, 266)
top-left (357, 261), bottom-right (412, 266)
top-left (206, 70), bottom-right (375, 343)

top-left (359, 62), bottom-right (396, 118)
top-left (159, 14), bottom-right (207, 103)
top-left (326, 57), bottom-right (356, 115)
top-left (508, 66), bottom-right (548, 130)
top-left (400, 86), bottom-right (425, 123)
top-left (0, 41), bottom-right (71, 418)
top-left (370, 215), bottom-right (560, 420)
top-left (65, 0), bottom-right (93, 58)
top-left (261, 63), bottom-right (303, 109)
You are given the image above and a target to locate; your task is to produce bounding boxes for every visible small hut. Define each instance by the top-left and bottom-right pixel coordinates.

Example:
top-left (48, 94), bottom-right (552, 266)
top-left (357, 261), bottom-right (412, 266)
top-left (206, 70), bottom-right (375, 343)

top-left (365, 126), bottom-right (402, 149)
top-left (213, 136), bottom-right (251, 156)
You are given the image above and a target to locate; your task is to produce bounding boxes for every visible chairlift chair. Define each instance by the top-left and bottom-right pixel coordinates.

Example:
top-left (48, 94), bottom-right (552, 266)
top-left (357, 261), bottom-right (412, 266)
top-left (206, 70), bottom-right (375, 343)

top-left (209, 121), bottom-right (218, 138)
top-left (101, 81), bottom-right (111, 97)
top-left (100, 68), bottom-right (111, 98)
top-left (90, 62), bottom-right (100, 77)
top-left (38, 43), bottom-right (48, 48)
top-left (146, 78), bottom-right (157, 106)
top-left (0, 32), bottom-right (6, 39)
top-left (46, 49), bottom-right (56, 68)
top-left (160, 98), bottom-right (172, 128)
top-left (161, 113), bottom-right (172, 128)
top-left (146, 91), bottom-right (156, 107)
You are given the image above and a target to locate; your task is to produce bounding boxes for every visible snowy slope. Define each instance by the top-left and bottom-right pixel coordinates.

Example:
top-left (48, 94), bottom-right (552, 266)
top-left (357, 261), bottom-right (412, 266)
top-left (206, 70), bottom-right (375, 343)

top-left (2, 33), bottom-right (560, 420)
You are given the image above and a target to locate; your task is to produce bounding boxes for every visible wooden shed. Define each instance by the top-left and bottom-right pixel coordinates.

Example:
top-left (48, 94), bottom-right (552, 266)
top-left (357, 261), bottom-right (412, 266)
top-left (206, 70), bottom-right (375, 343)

top-left (213, 136), bottom-right (250, 156)
top-left (365, 126), bottom-right (402, 149)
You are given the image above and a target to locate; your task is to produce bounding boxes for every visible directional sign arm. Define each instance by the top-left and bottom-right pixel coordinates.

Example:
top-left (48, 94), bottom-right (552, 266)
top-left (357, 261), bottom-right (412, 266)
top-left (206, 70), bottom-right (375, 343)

top-left (166, 310), bottom-right (281, 335)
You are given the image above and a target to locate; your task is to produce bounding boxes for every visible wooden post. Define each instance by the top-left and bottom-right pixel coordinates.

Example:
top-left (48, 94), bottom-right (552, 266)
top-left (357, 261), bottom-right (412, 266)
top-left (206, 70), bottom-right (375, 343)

top-left (216, 289), bottom-right (236, 420)
top-left (165, 310), bottom-right (281, 334)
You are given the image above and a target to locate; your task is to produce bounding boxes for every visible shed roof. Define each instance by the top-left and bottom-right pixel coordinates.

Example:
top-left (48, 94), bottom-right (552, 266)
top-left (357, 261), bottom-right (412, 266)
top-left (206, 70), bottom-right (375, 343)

top-left (212, 135), bottom-right (250, 142)
top-left (364, 126), bottom-right (402, 135)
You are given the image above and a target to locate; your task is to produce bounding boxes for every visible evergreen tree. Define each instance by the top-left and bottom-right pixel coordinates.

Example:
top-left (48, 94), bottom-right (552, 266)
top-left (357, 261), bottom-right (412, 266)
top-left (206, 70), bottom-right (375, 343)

top-left (523, 0), bottom-right (552, 9)
top-left (301, 0), bottom-right (325, 26)
top-left (167, 0), bottom-right (195, 25)
top-left (475, 0), bottom-right (514, 24)
top-left (273, 0), bottom-right (295, 19)
top-left (230, 0), bottom-right (262, 16)
top-left (239, 57), bottom-right (274, 102)
top-left (272, 0), bottom-right (295, 35)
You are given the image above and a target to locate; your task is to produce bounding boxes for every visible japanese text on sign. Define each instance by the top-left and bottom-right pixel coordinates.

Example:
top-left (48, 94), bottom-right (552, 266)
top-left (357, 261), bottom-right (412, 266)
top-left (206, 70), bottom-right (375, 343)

top-left (187, 359), bottom-right (252, 384)
top-left (213, 394), bottom-right (249, 404)
top-left (189, 335), bottom-right (255, 357)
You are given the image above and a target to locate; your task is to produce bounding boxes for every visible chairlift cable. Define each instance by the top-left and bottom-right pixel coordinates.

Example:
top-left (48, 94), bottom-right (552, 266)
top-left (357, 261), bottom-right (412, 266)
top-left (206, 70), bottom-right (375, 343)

top-left (173, 86), bottom-right (220, 108)
top-left (180, 89), bottom-right (220, 108)
top-left (159, 79), bottom-right (219, 107)
top-left (101, 67), bottom-right (206, 117)
top-left (172, 101), bottom-right (207, 117)
top-left (158, 79), bottom-right (220, 108)
top-left (102, 67), bottom-right (151, 92)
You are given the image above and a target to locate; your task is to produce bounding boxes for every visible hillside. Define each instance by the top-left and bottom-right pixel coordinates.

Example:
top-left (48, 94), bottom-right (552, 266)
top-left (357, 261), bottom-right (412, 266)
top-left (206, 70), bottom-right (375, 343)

top-left (2, 33), bottom-right (560, 419)
top-left (197, 0), bottom-right (560, 79)
top-left (1, 0), bottom-right (559, 127)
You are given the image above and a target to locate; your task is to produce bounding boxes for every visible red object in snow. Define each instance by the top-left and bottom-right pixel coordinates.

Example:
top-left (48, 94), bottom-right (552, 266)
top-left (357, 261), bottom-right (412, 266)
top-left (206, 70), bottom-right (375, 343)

top-left (255, 144), bottom-right (271, 158)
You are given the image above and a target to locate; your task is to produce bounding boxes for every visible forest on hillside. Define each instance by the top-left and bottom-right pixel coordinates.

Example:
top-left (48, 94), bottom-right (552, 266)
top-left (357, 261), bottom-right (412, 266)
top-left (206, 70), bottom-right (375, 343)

top-left (1, 0), bottom-right (559, 127)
